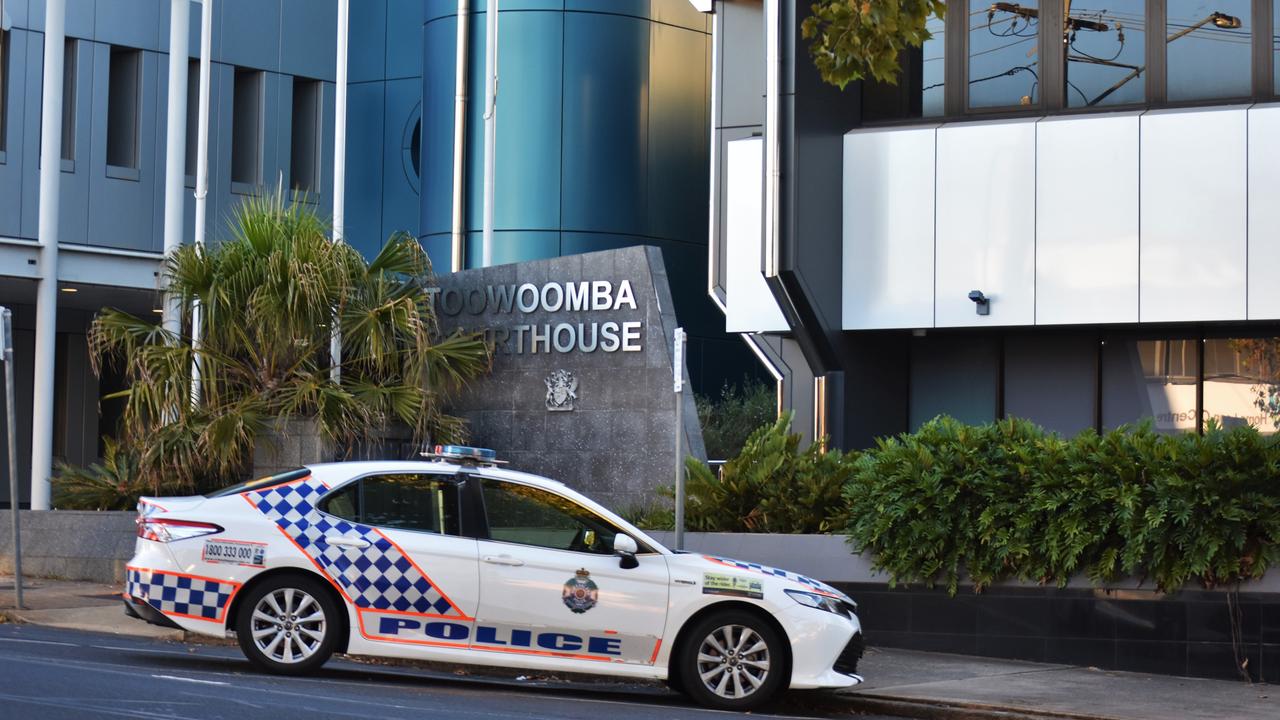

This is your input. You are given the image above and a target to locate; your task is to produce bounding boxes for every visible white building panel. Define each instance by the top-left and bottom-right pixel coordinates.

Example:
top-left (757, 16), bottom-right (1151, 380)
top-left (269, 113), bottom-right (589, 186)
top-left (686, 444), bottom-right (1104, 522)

top-left (1139, 107), bottom-right (1248, 323)
top-left (842, 126), bottom-right (937, 330)
top-left (934, 119), bottom-right (1037, 328)
top-left (1035, 113), bottom-right (1140, 325)
top-left (1248, 103), bottom-right (1280, 320)
top-left (724, 137), bottom-right (788, 333)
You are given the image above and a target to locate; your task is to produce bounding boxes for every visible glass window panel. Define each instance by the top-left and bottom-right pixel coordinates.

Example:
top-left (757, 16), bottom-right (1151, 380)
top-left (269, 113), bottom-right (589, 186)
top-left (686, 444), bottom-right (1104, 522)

top-left (908, 336), bottom-right (999, 429)
top-left (1065, 0), bottom-right (1146, 107)
top-left (0, 30), bottom-right (8, 153)
top-left (231, 68), bottom-right (263, 185)
top-left (1274, 1), bottom-right (1279, 95)
top-left (107, 47), bottom-right (141, 169)
top-left (61, 40), bottom-right (76, 161)
top-left (360, 474), bottom-right (459, 535)
top-left (922, 9), bottom-right (946, 116)
top-left (1203, 338), bottom-right (1280, 433)
top-left (969, 0), bottom-right (1041, 109)
top-left (290, 79), bottom-right (321, 192)
top-left (1004, 335), bottom-right (1097, 436)
top-left (1167, 0), bottom-right (1252, 101)
top-left (184, 61), bottom-right (198, 176)
top-left (1102, 337), bottom-right (1199, 433)
top-left (482, 480), bottom-right (621, 555)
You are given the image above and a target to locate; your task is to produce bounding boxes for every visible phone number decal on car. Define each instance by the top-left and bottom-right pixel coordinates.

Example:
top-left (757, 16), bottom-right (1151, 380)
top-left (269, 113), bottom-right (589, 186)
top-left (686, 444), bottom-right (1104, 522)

top-left (202, 539), bottom-right (266, 567)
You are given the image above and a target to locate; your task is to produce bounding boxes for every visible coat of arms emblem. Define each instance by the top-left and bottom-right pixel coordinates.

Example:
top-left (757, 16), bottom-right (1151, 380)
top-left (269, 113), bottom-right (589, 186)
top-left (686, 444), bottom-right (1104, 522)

top-left (562, 568), bottom-right (598, 614)
top-left (544, 369), bottom-right (578, 411)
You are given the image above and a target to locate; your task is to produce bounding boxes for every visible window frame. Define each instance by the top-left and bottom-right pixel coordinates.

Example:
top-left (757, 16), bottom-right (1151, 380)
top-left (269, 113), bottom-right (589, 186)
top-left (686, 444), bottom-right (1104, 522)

top-left (0, 28), bottom-right (9, 159)
top-left (317, 471), bottom-right (465, 538)
top-left (230, 66), bottom-right (264, 190)
top-left (474, 477), bottom-right (657, 556)
top-left (289, 77), bottom-right (322, 196)
top-left (61, 38), bottom-right (78, 165)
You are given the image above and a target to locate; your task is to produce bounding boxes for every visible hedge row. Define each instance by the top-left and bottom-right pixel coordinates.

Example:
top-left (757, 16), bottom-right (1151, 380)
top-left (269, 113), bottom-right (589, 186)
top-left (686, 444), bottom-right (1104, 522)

top-left (673, 415), bottom-right (1280, 594)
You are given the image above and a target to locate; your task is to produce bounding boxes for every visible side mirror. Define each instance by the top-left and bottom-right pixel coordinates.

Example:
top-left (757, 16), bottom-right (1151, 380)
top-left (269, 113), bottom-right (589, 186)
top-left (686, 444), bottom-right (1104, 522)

top-left (614, 533), bottom-right (639, 569)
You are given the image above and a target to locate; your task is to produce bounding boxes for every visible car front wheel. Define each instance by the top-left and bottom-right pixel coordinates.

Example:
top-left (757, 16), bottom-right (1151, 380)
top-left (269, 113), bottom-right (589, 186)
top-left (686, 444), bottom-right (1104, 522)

top-left (236, 574), bottom-right (338, 675)
top-left (677, 610), bottom-right (787, 711)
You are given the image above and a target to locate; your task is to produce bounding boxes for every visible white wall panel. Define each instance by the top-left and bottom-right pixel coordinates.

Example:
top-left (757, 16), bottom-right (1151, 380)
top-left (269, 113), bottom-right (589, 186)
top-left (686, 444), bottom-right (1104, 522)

top-left (842, 127), bottom-right (936, 330)
top-left (1248, 104), bottom-right (1280, 320)
top-left (934, 120), bottom-right (1037, 328)
top-left (1140, 107), bottom-right (1248, 322)
top-left (1035, 113), bottom-right (1140, 325)
top-left (724, 138), bottom-right (788, 333)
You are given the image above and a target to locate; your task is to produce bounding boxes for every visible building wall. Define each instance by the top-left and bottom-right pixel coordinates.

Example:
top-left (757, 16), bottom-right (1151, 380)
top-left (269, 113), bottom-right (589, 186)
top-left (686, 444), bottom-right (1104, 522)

top-left (419, 0), bottom-right (752, 392)
top-left (0, 1), bottom-right (417, 504)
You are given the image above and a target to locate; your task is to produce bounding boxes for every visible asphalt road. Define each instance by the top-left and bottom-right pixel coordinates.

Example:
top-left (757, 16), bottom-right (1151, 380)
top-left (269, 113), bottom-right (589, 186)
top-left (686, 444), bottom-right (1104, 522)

top-left (0, 624), bottom-right (885, 720)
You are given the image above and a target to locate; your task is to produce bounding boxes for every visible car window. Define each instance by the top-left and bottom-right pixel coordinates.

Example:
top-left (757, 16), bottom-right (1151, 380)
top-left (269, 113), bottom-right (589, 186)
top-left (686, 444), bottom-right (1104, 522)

top-left (481, 480), bottom-right (624, 555)
top-left (321, 474), bottom-right (460, 535)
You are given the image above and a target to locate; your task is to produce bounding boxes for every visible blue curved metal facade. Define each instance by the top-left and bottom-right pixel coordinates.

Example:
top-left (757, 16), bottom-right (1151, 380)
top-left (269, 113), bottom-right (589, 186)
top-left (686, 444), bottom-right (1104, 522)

top-left (420, 0), bottom-right (753, 390)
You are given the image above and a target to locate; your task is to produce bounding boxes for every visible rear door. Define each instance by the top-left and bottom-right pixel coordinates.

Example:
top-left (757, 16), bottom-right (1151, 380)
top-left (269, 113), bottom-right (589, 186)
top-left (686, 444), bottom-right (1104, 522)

top-left (470, 478), bottom-right (669, 666)
top-left (317, 473), bottom-right (479, 649)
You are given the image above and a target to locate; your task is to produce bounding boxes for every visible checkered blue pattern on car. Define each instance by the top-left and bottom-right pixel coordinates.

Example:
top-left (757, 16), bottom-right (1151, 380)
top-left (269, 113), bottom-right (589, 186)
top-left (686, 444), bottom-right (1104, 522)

top-left (126, 567), bottom-right (237, 621)
top-left (246, 479), bottom-right (462, 616)
top-left (704, 555), bottom-right (842, 596)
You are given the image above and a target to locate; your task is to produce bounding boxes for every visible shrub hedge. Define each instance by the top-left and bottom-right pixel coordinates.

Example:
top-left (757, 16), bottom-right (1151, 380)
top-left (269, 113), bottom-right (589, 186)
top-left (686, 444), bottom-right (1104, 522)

top-left (671, 414), bottom-right (1280, 595)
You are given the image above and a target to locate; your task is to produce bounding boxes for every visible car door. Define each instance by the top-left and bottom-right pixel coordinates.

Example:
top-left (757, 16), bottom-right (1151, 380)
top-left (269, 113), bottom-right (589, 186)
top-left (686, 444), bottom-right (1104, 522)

top-left (317, 472), bottom-right (480, 649)
top-left (471, 477), bottom-right (670, 666)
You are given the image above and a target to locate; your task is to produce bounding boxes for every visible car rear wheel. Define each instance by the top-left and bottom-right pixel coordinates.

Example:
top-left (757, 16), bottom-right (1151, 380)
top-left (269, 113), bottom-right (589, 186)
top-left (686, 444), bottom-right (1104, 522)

top-left (677, 610), bottom-right (787, 711)
top-left (236, 574), bottom-right (338, 675)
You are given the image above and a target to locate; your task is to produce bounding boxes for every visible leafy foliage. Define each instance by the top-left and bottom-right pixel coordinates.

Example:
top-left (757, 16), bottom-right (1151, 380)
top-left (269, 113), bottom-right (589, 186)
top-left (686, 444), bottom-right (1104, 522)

top-left (74, 193), bottom-right (489, 502)
top-left (847, 417), bottom-right (1280, 594)
top-left (802, 0), bottom-right (947, 88)
top-left (52, 439), bottom-right (146, 511)
top-left (697, 378), bottom-right (778, 460)
top-left (636, 413), bottom-right (854, 533)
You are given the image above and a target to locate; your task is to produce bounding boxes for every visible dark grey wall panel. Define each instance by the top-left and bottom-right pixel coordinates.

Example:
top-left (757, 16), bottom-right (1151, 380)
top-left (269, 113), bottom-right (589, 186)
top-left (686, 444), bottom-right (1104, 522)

top-left (648, 21), bottom-right (707, 244)
top-left (344, 80), bottom-right (386, 252)
top-left (58, 37), bottom-right (93, 246)
top-left (218, 0), bottom-right (281, 72)
top-left (280, 0), bottom-right (339, 81)
top-left (385, 0), bottom-right (423, 80)
top-left (349, 0), bottom-right (389, 83)
top-left (1004, 334), bottom-right (1098, 436)
top-left (380, 77), bottom-right (422, 247)
top-left (94, 0), bottom-right (161, 50)
top-left (19, 29), bottom-right (42, 238)
top-left (0, 30), bottom-right (30, 238)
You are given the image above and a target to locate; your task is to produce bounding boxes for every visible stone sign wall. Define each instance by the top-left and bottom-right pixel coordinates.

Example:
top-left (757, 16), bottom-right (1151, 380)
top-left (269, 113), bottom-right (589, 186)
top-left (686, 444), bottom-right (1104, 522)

top-left (433, 246), bottom-right (705, 510)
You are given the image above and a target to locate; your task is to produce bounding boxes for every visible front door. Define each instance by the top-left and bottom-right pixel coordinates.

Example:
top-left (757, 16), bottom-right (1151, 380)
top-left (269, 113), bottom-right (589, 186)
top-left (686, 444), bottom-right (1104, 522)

top-left (471, 478), bottom-right (670, 666)
top-left (317, 472), bottom-right (479, 649)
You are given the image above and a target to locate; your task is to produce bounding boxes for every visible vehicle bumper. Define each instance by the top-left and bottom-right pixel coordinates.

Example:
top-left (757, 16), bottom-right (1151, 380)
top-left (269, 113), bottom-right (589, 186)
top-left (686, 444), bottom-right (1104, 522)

top-left (121, 595), bottom-right (182, 630)
top-left (777, 604), bottom-right (865, 690)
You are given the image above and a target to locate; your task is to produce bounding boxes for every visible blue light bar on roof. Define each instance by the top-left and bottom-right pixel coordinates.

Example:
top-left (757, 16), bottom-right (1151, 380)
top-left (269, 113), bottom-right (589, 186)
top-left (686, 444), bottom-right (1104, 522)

top-left (433, 445), bottom-right (497, 462)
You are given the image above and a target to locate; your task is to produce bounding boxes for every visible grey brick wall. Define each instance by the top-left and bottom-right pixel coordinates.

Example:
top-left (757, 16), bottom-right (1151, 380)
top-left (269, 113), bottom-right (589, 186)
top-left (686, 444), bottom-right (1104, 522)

top-left (0, 511), bottom-right (137, 583)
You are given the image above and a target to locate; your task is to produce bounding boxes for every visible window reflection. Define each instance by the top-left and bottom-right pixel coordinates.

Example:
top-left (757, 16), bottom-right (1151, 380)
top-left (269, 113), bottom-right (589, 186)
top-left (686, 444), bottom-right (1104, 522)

top-left (1204, 338), bottom-right (1280, 433)
top-left (1167, 0), bottom-right (1251, 101)
top-left (1102, 338), bottom-right (1199, 434)
top-left (969, 0), bottom-right (1041, 108)
top-left (923, 11), bottom-right (947, 116)
top-left (1065, 1), bottom-right (1146, 107)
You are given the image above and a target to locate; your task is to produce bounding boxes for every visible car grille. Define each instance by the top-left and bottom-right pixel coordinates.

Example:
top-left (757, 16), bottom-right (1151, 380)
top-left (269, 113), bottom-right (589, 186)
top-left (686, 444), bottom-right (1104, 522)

top-left (834, 632), bottom-right (864, 676)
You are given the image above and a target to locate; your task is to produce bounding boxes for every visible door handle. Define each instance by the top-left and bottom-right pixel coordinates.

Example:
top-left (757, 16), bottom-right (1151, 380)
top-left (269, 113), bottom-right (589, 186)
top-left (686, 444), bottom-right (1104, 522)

top-left (483, 555), bottom-right (525, 567)
top-left (325, 536), bottom-right (371, 550)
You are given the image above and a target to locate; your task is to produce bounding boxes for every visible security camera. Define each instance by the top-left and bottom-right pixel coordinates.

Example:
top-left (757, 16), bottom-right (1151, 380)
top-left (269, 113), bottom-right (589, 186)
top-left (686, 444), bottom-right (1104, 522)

top-left (968, 290), bottom-right (990, 316)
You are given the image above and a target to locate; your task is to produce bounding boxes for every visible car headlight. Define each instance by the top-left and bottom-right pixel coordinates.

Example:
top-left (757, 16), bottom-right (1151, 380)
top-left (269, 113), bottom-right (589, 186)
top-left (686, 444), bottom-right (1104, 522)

top-left (784, 589), bottom-right (853, 617)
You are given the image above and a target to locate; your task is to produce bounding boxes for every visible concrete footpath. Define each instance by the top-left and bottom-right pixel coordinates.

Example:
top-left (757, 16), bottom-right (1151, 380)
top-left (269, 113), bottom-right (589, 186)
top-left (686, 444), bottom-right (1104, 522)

top-left (2, 577), bottom-right (1274, 720)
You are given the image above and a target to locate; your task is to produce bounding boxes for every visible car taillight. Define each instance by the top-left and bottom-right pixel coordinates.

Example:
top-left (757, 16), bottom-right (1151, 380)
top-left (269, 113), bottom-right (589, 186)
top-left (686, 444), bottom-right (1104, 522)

top-left (136, 517), bottom-right (223, 542)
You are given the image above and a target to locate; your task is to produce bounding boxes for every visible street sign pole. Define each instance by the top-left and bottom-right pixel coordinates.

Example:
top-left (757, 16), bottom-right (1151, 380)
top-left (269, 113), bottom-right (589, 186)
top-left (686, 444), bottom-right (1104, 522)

top-left (673, 327), bottom-right (686, 551)
top-left (2, 307), bottom-right (22, 609)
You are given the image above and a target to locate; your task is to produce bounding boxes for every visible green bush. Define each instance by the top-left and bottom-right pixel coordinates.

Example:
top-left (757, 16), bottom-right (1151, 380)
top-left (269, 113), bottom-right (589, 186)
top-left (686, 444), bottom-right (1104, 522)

top-left (676, 413), bottom-right (855, 533)
top-left (697, 378), bottom-right (777, 460)
top-left (847, 417), bottom-right (1280, 594)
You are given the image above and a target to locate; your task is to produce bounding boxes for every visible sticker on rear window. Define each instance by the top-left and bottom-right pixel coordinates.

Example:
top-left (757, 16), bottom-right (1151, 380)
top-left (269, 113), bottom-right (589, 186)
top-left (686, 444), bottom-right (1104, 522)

top-left (703, 572), bottom-right (763, 599)
top-left (203, 539), bottom-right (266, 567)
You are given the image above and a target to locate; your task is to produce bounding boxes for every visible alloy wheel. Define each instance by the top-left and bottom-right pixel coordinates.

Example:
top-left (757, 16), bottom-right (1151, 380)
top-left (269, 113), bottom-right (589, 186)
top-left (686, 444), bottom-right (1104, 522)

top-left (250, 587), bottom-right (327, 664)
top-left (695, 624), bottom-right (771, 700)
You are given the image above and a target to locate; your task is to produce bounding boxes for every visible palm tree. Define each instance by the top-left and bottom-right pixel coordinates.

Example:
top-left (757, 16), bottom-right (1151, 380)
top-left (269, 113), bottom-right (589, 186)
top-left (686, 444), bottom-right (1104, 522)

top-left (88, 193), bottom-right (490, 496)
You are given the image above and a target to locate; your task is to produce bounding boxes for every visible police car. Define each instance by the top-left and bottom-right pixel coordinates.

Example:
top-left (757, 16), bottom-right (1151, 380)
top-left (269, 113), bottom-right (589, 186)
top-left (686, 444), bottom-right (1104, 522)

top-left (123, 446), bottom-right (863, 710)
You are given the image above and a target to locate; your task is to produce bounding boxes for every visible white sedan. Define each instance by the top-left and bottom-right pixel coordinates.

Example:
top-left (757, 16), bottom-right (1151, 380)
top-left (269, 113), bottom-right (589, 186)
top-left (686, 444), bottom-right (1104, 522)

top-left (123, 447), bottom-right (864, 711)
